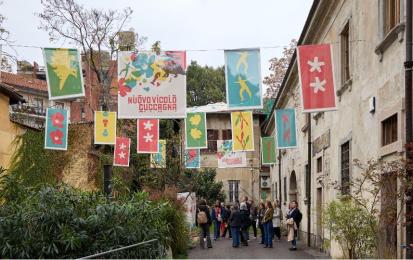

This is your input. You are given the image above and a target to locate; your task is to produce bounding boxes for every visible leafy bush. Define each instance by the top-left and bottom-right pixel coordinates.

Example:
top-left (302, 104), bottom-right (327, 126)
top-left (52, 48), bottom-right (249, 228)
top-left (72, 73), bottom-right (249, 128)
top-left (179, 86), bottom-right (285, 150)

top-left (323, 199), bottom-right (377, 258)
top-left (0, 185), bottom-right (188, 258)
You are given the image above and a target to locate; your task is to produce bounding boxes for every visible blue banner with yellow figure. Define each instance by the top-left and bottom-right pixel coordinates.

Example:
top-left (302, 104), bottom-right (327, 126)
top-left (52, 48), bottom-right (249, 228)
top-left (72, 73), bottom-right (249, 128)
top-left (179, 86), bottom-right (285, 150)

top-left (225, 49), bottom-right (263, 110)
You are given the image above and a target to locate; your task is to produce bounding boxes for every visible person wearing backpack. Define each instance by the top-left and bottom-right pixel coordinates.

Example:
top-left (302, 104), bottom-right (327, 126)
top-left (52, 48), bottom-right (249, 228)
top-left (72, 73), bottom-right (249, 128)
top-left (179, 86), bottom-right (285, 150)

top-left (196, 199), bottom-right (212, 249)
top-left (239, 202), bottom-right (251, 246)
top-left (211, 200), bottom-right (223, 241)
top-left (286, 200), bottom-right (302, 251)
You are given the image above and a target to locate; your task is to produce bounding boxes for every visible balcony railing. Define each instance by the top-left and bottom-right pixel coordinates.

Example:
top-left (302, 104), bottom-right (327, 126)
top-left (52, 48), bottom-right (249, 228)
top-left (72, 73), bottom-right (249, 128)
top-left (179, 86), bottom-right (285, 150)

top-left (9, 104), bottom-right (46, 129)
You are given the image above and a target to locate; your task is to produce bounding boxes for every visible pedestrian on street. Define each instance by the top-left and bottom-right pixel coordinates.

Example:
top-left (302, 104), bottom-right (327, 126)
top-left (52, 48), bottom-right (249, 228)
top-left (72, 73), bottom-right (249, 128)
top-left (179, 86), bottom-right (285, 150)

top-left (211, 200), bottom-right (223, 241)
top-left (196, 199), bottom-right (212, 249)
top-left (262, 200), bottom-right (274, 248)
top-left (240, 202), bottom-right (251, 246)
top-left (257, 202), bottom-right (266, 244)
top-left (221, 204), bottom-right (231, 238)
top-left (249, 199), bottom-right (258, 239)
top-left (243, 197), bottom-right (251, 240)
top-left (272, 200), bottom-right (281, 241)
top-left (229, 205), bottom-right (242, 248)
top-left (286, 200), bottom-right (302, 251)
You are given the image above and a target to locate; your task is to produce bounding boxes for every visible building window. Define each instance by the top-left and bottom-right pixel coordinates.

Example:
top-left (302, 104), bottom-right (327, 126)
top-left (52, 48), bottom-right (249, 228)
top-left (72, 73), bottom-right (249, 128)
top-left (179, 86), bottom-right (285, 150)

top-left (341, 141), bottom-right (350, 195)
top-left (55, 102), bottom-right (64, 109)
top-left (341, 21), bottom-right (350, 84)
top-left (384, 0), bottom-right (400, 35)
top-left (283, 177), bottom-right (287, 204)
top-left (228, 180), bottom-right (240, 203)
top-left (34, 98), bottom-right (43, 109)
top-left (203, 129), bottom-right (218, 153)
top-left (317, 157), bottom-right (322, 173)
top-left (382, 114), bottom-right (398, 146)
top-left (222, 129), bottom-right (232, 140)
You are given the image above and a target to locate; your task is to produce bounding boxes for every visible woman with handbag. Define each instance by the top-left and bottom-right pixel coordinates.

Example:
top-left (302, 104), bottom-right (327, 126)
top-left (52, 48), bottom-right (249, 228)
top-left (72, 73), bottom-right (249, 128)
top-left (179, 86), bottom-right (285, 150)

top-left (262, 201), bottom-right (274, 248)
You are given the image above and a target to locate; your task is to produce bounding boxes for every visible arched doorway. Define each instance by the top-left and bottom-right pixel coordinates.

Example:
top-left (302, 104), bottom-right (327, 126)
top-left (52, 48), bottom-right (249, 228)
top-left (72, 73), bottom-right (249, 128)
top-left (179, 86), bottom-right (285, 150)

top-left (289, 171), bottom-right (297, 202)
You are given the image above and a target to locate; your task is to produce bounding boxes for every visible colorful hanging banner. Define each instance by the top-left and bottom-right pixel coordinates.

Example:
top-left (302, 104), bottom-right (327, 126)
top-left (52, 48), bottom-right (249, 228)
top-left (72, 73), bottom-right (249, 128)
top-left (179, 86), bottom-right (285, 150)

top-left (150, 140), bottom-right (166, 168)
top-left (297, 44), bottom-right (337, 112)
top-left (217, 140), bottom-right (247, 168)
top-left (261, 136), bottom-right (276, 165)
top-left (275, 109), bottom-right (298, 149)
top-left (231, 111), bottom-right (254, 152)
top-left (185, 149), bottom-right (201, 169)
top-left (224, 49), bottom-right (263, 110)
top-left (44, 108), bottom-right (69, 150)
top-left (137, 119), bottom-right (159, 153)
top-left (185, 112), bottom-right (207, 149)
top-left (94, 111), bottom-right (117, 145)
top-left (113, 137), bottom-right (131, 167)
top-left (117, 51), bottom-right (187, 118)
top-left (42, 48), bottom-right (85, 100)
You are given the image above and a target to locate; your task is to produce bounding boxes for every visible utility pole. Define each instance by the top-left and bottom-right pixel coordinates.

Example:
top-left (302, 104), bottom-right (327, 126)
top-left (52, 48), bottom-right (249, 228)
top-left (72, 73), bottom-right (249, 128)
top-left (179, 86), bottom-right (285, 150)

top-left (306, 113), bottom-right (312, 247)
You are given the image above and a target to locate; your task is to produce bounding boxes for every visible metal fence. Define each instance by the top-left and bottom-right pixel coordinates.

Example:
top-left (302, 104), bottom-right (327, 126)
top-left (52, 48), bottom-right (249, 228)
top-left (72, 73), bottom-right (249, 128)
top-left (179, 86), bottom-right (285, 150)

top-left (78, 239), bottom-right (165, 259)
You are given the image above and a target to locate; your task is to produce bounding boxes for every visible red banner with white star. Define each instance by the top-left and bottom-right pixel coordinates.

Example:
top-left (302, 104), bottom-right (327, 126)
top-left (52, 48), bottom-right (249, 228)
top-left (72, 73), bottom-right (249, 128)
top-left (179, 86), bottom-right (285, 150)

top-left (137, 119), bottom-right (159, 153)
top-left (113, 137), bottom-right (131, 167)
top-left (297, 44), bottom-right (337, 113)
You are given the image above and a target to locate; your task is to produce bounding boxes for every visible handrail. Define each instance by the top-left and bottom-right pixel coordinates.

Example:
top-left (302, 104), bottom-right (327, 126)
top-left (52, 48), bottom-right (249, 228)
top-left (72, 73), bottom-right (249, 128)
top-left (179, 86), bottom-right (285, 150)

top-left (78, 239), bottom-right (159, 259)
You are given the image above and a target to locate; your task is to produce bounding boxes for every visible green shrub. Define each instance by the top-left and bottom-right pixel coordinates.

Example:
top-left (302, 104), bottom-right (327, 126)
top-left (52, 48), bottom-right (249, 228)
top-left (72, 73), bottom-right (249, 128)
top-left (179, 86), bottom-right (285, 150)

top-left (0, 185), bottom-right (188, 258)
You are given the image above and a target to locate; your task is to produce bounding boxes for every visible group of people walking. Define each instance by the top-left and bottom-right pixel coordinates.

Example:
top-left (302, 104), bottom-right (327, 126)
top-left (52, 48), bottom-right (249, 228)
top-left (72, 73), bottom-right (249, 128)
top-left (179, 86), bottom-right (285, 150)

top-left (196, 197), bottom-right (302, 250)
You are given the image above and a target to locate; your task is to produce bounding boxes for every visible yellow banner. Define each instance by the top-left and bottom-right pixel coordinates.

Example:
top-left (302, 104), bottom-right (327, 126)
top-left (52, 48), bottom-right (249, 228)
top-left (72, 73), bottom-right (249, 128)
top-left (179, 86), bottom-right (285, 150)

top-left (231, 111), bottom-right (254, 152)
top-left (150, 140), bottom-right (166, 168)
top-left (94, 111), bottom-right (117, 144)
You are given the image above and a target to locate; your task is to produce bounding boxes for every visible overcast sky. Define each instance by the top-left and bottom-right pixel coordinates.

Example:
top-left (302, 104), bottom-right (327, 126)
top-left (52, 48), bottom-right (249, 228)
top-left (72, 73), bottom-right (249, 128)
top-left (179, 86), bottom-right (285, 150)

top-left (1, 0), bottom-right (312, 79)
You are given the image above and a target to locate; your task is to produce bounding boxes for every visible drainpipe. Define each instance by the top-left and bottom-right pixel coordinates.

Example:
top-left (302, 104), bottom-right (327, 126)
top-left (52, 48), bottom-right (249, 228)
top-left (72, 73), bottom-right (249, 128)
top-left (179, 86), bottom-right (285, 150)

top-left (278, 153), bottom-right (282, 206)
top-left (307, 113), bottom-right (312, 247)
top-left (405, 0), bottom-right (413, 257)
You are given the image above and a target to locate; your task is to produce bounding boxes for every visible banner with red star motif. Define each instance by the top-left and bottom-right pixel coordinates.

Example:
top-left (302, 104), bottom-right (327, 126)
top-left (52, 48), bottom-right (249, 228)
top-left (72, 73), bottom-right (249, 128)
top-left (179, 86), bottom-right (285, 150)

top-left (297, 44), bottom-right (337, 113)
top-left (44, 108), bottom-right (69, 150)
top-left (113, 137), bottom-right (131, 167)
top-left (137, 119), bottom-right (159, 153)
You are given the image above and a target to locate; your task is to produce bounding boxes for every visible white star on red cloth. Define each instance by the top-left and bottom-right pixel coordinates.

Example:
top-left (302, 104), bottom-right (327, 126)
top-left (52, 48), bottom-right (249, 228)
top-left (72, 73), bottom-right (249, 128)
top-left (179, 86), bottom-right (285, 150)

top-left (309, 77), bottom-right (327, 93)
top-left (307, 56), bottom-right (325, 73)
top-left (143, 132), bottom-right (154, 142)
top-left (119, 143), bottom-right (126, 150)
top-left (118, 151), bottom-right (126, 159)
top-left (143, 120), bottom-right (154, 130)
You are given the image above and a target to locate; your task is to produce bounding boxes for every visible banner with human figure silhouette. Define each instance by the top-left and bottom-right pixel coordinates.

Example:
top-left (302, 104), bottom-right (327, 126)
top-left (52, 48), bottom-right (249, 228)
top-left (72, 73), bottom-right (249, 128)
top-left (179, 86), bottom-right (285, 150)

top-left (43, 48), bottom-right (85, 100)
top-left (94, 111), bottom-right (117, 145)
top-left (224, 49), bottom-right (263, 110)
top-left (275, 109), bottom-right (297, 149)
top-left (117, 51), bottom-right (187, 118)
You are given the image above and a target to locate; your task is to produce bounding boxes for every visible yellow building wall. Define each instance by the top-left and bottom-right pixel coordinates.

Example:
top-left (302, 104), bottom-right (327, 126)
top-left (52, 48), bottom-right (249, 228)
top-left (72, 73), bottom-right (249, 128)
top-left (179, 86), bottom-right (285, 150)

top-left (0, 93), bottom-right (24, 169)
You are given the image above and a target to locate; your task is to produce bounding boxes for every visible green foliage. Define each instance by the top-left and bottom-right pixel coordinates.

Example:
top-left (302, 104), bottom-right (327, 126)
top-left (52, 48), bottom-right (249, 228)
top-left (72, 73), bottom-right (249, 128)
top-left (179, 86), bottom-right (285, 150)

top-left (187, 61), bottom-right (226, 106)
top-left (323, 199), bottom-right (377, 259)
top-left (181, 168), bottom-right (226, 204)
top-left (0, 185), bottom-right (189, 258)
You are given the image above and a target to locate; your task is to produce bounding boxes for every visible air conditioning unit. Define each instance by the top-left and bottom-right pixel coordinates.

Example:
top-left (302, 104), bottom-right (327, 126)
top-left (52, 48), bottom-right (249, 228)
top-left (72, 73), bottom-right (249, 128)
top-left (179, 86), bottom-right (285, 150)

top-left (260, 176), bottom-right (270, 189)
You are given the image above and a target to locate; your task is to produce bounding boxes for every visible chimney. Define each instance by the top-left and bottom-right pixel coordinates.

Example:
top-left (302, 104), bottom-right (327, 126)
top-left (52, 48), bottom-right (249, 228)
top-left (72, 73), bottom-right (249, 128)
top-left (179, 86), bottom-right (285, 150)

top-left (33, 62), bottom-right (39, 79)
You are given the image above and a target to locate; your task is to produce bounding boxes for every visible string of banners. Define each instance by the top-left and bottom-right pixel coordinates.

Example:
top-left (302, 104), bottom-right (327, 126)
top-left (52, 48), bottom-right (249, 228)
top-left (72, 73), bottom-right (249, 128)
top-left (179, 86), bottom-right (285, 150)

top-left (41, 44), bottom-right (336, 169)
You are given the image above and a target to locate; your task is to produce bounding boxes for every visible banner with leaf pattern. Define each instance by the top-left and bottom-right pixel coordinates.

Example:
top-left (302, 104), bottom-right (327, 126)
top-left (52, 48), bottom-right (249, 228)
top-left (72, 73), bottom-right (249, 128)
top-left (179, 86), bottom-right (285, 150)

top-left (231, 111), bottom-right (254, 152)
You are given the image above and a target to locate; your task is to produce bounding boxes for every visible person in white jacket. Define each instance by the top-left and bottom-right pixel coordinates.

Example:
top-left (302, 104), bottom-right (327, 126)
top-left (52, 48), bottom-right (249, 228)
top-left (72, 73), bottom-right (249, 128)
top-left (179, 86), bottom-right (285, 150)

top-left (272, 200), bottom-right (281, 241)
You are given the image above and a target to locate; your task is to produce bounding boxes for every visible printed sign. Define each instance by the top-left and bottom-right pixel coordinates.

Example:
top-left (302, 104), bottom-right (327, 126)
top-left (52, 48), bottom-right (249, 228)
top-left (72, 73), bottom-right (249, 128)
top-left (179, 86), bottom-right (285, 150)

top-left (185, 149), bottom-right (201, 169)
top-left (231, 111), bottom-right (254, 152)
top-left (261, 136), bottom-right (276, 165)
top-left (117, 51), bottom-right (186, 118)
top-left (44, 108), bottom-right (69, 150)
top-left (217, 140), bottom-right (247, 168)
top-left (113, 137), bottom-right (131, 167)
top-left (137, 119), bottom-right (159, 153)
top-left (94, 111), bottom-right (117, 144)
top-left (225, 49), bottom-right (263, 110)
top-left (150, 139), bottom-right (166, 168)
top-left (275, 109), bottom-right (298, 149)
top-left (297, 44), bottom-right (337, 112)
top-left (185, 112), bottom-right (207, 149)
top-left (43, 48), bottom-right (85, 100)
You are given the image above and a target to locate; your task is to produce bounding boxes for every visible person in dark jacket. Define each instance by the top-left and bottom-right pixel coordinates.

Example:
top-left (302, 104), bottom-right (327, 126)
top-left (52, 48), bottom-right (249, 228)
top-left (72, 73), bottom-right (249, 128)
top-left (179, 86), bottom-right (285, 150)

top-left (249, 199), bottom-right (258, 239)
top-left (196, 199), bottom-right (212, 249)
top-left (221, 205), bottom-right (232, 238)
top-left (257, 202), bottom-right (266, 244)
top-left (286, 200), bottom-right (302, 251)
top-left (262, 201), bottom-right (274, 248)
top-left (229, 205), bottom-right (242, 247)
top-left (240, 202), bottom-right (251, 246)
top-left (211, 200), bottom-right (223, 240)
